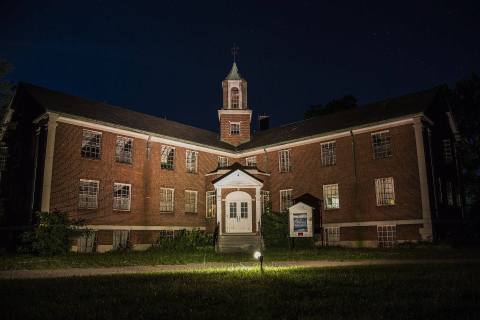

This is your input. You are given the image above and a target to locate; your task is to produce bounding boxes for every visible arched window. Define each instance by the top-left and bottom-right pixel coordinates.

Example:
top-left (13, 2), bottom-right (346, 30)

top-left (230, 87), bottom-right (240, 109)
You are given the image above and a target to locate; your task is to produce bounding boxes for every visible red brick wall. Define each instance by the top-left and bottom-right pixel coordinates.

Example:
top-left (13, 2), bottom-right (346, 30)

top-left (219, 113), bottom-right (251, 146)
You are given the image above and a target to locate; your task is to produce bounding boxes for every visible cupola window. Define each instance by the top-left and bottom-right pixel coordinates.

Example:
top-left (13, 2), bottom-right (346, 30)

top-left (231, 87), bottom-right (240, 109)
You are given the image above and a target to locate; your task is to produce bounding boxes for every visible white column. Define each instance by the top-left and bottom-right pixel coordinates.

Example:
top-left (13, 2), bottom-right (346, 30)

top-left (216, 187), bottom-right (222, 235)
top-left (40, 113), bottom-right (59, 213)
top-left (413, 117), bottom-right (433, 241)
top-left (255, 187), bottom-right (261, 233)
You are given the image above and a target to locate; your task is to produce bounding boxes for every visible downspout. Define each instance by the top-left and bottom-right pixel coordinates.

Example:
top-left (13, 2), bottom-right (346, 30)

top-left (427, 128), bottom-right (439, 218)
top-left (350, 131), bottom-right (361, 246)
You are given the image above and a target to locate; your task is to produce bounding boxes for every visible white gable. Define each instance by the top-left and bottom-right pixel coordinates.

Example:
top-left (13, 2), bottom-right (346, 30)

top-left (213, 169), bottom-right (263, 188)
top-left (289, 201), bottom-right (313, 212)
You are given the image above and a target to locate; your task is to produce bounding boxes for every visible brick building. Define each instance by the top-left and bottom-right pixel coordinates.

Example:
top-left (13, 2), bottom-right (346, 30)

top-left (0, 63), bottom-right (465, 252)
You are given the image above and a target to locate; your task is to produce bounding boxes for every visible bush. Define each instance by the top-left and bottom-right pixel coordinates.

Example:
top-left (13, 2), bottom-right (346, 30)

top-left (261, 211), bottom-right (290, 248)
top-left (19, 211), bottom-right (84, 256)
top-left (152, 229), bottom-right (212, 252)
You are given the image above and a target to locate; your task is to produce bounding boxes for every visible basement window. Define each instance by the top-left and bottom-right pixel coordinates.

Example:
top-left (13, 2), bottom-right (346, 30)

top-left (324, 227), bottom-right (340, 246)
top-left (113, 183), bottom-right (131, 211)
top-left (377, 225), bottom-right (396, 248)
top-left (112, 230), bottom-right (130, 250)
top-left (81, 130), bottom-right (102, 159)
top-left (115, 136), bottom-right (133, 164)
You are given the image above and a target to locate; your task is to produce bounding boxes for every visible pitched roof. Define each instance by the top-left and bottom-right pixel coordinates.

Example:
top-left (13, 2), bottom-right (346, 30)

top-left (225, 63), bottom-right (243, 80)
top-left (211, 162), bottom-right (264, 184)
top-left (16, 82), bottom-right (235, 150)
top-left (237, 86), bottom-right (443, 150)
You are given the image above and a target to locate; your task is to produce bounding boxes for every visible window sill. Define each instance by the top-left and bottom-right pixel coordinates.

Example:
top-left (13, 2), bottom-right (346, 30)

top-left (324, 208), bottom-right (340, 211)
top-left (186, 171), bottom-right (198, 175)
top-left (115, 161), bottom-right (133, 166)
top-left (160, 167), bottom-right (175, 171)
top-left (185, 211), bottom-right (198, 214)
top-left (113, 209), bottom-right (131, 212)
top-left (376, 204), bottom-right (396, 207)
top-left (160, 211), bottom-right (175, 214)
top-left (80, 157), bottom-right (101, 161)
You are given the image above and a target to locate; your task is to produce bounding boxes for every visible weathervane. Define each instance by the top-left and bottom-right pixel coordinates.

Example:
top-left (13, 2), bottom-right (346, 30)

top-left (231, 43), bottom-right (239, 63)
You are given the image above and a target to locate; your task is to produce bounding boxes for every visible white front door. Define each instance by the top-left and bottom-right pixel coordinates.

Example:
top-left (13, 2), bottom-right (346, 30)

top-left (225, 191), bottom-right (252, 233)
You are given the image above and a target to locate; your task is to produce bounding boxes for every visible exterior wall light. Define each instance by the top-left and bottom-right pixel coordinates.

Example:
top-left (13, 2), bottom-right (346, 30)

top-left (253, 250), bottom-right (264, 273)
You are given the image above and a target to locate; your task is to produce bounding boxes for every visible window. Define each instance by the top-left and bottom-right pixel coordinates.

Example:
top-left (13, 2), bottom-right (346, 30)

top-left (375, 177), bottom-right (395, 206)
top-left (0, 145), bottom-right (8, 171)
top-left (112, 230), bottom-right (130, 250)
top-left (160, 188), bottom-right (175, 212)
top-left (184, 190), bottom-right (197, 213)
top-left (77, 232), bottom-right (96, 253)
top-left (324, 227), bottom-right (340, 246)
top-left (113, 183), bottom-right (131, 211)
top-left (377, 225), bottom-right (396, 248)
top-left (78, 179), bottom-right (99, 209)
top-left (279, 149), bottom-right (291, 172)
top-left (323, 184), bottom-right (340, 209)
top-left (321, 141), bottom-right (336, 166)
top-left (218, 156), bottom-right (229, 168)
top-left (115, 136), bottom-right (133, 164)
top-left (446, 182), bottom-right (454, 206)
top-left (159, 230), bottom-right (174, 239)
top-left (443, 139), bottom-right (453, 163)
top-left (372, 131), bottom-right (392, 159)
top-left (206, 191), bottom-right (216, 218)
top-left (245, 156), bottom-right (257, 167)
top-left (81, 130), bottom-right (102, 159)
top-left (260, 190), bottom-right (270, 214)
top-left (240, 202), bottom-right (248, 218)
top-left (186, 150), bottom-right (198, 173)
top-left (231, 87), bottom-right (240, 109)
top-left (229, 202), bottom-right (237, 218)
top-left (280, 189), bottom-right (292, 212)
top-left (230, 122), bottom-right (240, 135)
top-left (161, 145), bottom-right (175, 169)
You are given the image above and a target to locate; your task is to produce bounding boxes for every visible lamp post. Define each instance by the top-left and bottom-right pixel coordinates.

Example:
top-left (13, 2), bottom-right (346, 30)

top-left (253, 251), bottom-right (264, 273)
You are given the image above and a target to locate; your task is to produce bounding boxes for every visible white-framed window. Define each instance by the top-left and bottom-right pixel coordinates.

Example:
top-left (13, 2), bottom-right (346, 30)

top-left (280, 189), bottom-right (293, 212)
top-left (372, 130), bottom-right (392, 159)
top-left (161, 145), bottom-right (175, 170)
top-left (230, 122), bottom-right (240, 135)
top-left (184, 190), bottom-right (198, 213)
top-left (229, 202), bottom-right (237, 218)
top-left (446, 182), bottom-right (454, 206)
top-left (159, 229), bottom-right (174, 239)
top-left (260, 190), bottom-right (270, 214)
top-left (443, 139), bottom-right (453, 163)
top-left (231, 87), bottom-right (240, 109)
top-left (324, 227), bottom-right (340, 246)
top-left (160, 188), bottom-right (175, 212)
top-left (240, 202), bottom-right (248, 218)
top-left (321, 141), bottom-right (336, 166)
top-left (245, 156), bottom-right (257, 167)
top-left (206, 191), bottom-right (216, 218)
top-left (278, 149), bottom-right (291, 172)
top-left (375, 177), bottom-right (395, 206)
top-left (112, 230), bottom-right (130, 250)
top-left (79, 179), bottom-right (99, 209)
top-left (113, 183), bottom-right (131, 211)
top-left (115, 136), bottom-right (133, 164)
top-left (81, 129), bottom-right (102, 159)
top-left (323, 184), bottom-right (340, 209)
top-left (218, 156), bottom-right (229, 168)
top-left (186, 150), bottom-right (198, 173)
top-left (77, 232), bottom-right (96, 253)
top-left (377, 225), bottom-right (396, 248)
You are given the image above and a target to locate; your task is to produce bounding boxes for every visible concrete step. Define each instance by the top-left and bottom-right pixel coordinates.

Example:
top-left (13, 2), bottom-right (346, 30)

top-left (217, 234), bottom-right (263, 253)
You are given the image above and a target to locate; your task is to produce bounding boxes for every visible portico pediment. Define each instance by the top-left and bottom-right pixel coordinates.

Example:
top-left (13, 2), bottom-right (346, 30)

top-left (212, 169), bottom-right (263, 188)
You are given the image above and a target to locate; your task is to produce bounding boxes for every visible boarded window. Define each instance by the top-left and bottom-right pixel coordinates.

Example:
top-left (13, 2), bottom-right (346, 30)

top-left (81, 130), bottom-right (102, 159)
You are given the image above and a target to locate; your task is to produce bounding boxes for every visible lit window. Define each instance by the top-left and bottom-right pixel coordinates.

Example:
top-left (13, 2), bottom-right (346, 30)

top-left (112, 230), bottom-right (129, 250)
top-left (443, 139), bottom-right (453, 163)
top-left (240, 202), bottom-right (248, 218)
top-left (278, 149), bottom-right (291, 172)
top-left (324, 227), bottom-right (340, 246)
top-left (161, 145), bottom-right (175, 170)
top-left (160, 188), bottom-right (175, 212)
top-left (377, 225), bottom-right (396, 248)
top-left (115, 136), bottom-right (133, 164)
top-left (446, 182), bottom-right (454, 206)
top-left (375, 177), bottom-right (395, 206)
top-left (230, 122), bottom-right (240, 135)
top-left (231, 87), bottom-right (240, 109)
top-left (113, 183), bottom-right (131, 211)
top-left (260, 190), bottom-right (270, 214)
top-left (184, 190), bottom-right (197, 213)
top-left (229, 202), bottom-right (237, 218)
top-left (323, 184), bottom-right (339, 209)
top-left (79, 179), bottom-right (99, 209)
top-left (206, 191), bottom-right (216, 218)
top-left (321, 141), bottom-right (336, 166)
top-left (245, 156), bottom-right (256, 167)
top-left (186, 150), bottom-right (198, 173)
top-left (280, 189), bottom-right (292, 212)
top-left (218, 156), bottom-right (229, 168)
top-left (372, 131), bottom-right (392, 159)
top-left (81, 130), bottom-right (102, 159)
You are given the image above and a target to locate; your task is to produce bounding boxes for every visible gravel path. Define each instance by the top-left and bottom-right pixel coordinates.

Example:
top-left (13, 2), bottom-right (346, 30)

top-left (0, 259), bottom-right (476, 279)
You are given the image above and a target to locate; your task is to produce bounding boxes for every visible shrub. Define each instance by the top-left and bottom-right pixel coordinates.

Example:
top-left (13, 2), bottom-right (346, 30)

top-left (153, 229), bottom-right (212, 252)
top-left (19, 211), bottom-right (84, 256)
top-left (261, 211), bottom-right (290, 248)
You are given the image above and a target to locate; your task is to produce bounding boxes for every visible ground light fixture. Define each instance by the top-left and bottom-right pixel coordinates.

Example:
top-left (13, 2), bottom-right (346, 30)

top-left (253, 250), bottom-right (264, 273)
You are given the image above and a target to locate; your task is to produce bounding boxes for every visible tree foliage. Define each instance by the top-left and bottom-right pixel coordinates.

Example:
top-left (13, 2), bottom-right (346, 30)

top-left (305, 95), bottom-right (357, 119)
top-left (0, 58), bottom-right (14, 112)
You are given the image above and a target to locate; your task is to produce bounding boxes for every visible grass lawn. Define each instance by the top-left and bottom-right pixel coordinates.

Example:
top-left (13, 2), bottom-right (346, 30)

top-left (1, 246), bottom-right (480, 270)
top-left (1, 263), bottom-right (479, 319)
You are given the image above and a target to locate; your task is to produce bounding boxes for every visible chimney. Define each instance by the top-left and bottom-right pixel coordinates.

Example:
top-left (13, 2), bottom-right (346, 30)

top-left (258, 115), bottom-right (270, 131)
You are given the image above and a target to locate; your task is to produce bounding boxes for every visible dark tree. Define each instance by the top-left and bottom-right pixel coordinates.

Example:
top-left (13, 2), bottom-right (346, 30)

top-left (0, 59), bottom-right (14, 114)
top-left (305, 95), bottom-right (357, 119)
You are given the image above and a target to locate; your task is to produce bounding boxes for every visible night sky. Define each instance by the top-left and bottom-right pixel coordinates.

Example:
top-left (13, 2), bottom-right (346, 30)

top-left (1, 0), bottom-right (479, 132)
